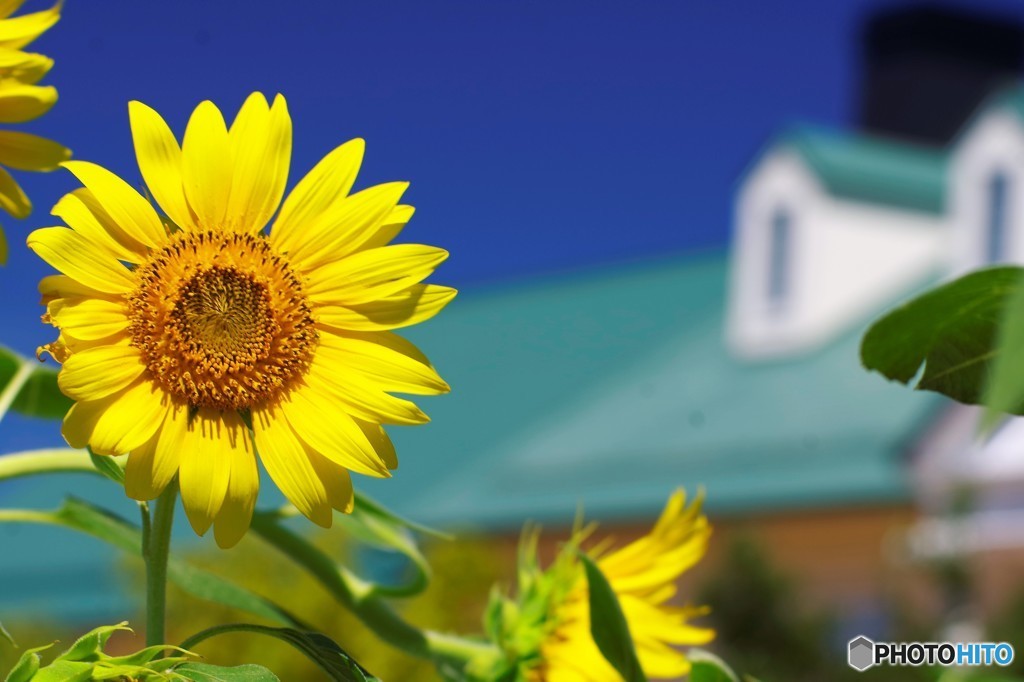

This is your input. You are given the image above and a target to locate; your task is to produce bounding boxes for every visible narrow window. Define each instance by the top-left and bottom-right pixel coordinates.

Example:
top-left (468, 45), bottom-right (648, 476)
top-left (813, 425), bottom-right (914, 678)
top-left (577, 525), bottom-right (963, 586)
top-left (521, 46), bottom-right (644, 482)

top-left (767, 206), bottom-right (790, 310)
top-left (987, 170), bottom-right (1009, 263)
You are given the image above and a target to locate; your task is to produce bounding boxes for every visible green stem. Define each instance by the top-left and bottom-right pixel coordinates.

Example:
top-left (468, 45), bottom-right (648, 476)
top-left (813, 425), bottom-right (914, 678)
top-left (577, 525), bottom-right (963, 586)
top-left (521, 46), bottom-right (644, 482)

top-left (145, 481), bottom-right (178, 648)
top-left (251, 514), bottom-right (502, 671)
top-left (0, 362), bottom-right (33, 426)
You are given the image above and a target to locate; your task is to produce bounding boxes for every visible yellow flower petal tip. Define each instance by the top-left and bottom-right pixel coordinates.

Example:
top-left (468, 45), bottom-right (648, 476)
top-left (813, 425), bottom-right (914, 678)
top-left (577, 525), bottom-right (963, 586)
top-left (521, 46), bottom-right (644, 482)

top-left (487, 489), bottom-right (714, 681)
top-left (33, 94), bottom-right (452, 545)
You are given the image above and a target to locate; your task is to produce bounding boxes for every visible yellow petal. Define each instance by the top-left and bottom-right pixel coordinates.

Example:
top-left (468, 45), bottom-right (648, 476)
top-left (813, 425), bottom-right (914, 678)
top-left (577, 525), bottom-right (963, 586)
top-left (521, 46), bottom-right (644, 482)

top-left (306, 353), bottom-right (429, 425)
top-left (0, 1), bottom-right (26, 20)
top-left (0, 3), bottom-right (59, 50)
top-left (0, 47), bottom-right (52, 84)
top-left (307, 449), bottom-right (354, 514)
top-left (305, 244), bottom-right (448, 306)
top-left (128, 100), bottom-right (193, 232)
top-left (48, 296), bottom-right (128, 340)
top-left (316, 284), bottom-right (456, 331)
top-left (29, 226), bottom-right (136, 294)
top-left (61, 160), bottom-right (166, 248)
top-left (271, 137), bottom-right (364, 253)
top-left (0, 83), bottom-right (56, 123)
top-left (213, 416), bottom-right (259, 548)
top-left (178, 408), bottom-right (236, 536)
top-left (318, 331), bottom-right (448, 395)
top-left (51, 189), bottom-right (148, 263)
top-left (354, 418), bottom-right (397, 470)
top-left (0, 165), bottom-right (29, 218)
top-left (252, 403), bottom-right (332, 527)
top-left (227, 92), bottom-right (291, 234)
top-left (88, 379), bottom-right (168, 454)
top-left (286, 182), bottom-right (408, 270)
top-left (360, 204), bottom-right (414, 250)
top-left (0, 131), bottom-right (67, 171)
top-left (181, 100), bottom-right (231, 230)
top-left (40, 275), bottom-right (103, 303)
top-left (124, 423), bottom-right (176, 501)
top-left (58, 342), bottom-right (143, 401)
top-left (281, 382), bottom-right (390, 477)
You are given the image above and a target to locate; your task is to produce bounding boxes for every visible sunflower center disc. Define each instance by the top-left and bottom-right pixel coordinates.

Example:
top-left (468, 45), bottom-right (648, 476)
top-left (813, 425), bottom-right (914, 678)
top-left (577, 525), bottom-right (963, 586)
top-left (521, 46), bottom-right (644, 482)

top-left (127, 230), bottom-right (318, 411)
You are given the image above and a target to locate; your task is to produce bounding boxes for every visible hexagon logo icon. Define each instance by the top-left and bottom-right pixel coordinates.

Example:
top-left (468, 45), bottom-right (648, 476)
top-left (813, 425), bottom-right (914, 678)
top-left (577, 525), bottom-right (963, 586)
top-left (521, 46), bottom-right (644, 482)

top-left (848, 636), bottom-right (875, 671)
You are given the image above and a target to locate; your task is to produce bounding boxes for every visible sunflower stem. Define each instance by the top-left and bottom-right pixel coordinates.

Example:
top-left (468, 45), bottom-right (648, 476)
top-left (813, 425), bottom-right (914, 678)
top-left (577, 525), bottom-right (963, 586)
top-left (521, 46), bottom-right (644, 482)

top-left (145, 481), bottom-right (178, 649)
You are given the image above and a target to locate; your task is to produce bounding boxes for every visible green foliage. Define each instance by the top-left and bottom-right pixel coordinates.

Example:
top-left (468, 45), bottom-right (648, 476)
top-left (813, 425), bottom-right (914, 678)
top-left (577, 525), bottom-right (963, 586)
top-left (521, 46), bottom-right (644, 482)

top-left (578, 552), bottom-right (646, 682)
top-left (688, 649), bottom-right (740, 682)
top-left (1, 621), bottom-right (202, 682)
top-left (170, 663), bottom-right (280, 682)
top-left (181, 625), bottom-right (380, 682)
top-left (0, 347), bottom-right (70, 420)
top-left (860, 266), bottom-right (1023, 408)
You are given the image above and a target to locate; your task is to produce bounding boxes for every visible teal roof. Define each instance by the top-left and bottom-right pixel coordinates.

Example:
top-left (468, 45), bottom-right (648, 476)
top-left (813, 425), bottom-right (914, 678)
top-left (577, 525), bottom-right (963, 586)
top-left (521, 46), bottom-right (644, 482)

top-left (779, 125), bottom-right (948, 215)
top-left (0, 251), bottom-right (942, 619)
top-left (377, 251), bottom-right (942, 529)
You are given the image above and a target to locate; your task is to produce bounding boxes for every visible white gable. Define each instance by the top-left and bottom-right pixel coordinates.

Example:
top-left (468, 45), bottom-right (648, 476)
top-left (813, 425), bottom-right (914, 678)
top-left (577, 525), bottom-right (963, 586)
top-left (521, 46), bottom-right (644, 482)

top-left (727, 146), bottom-right (946, 360)
top-left (949, 107), bottom-right (1024, 274)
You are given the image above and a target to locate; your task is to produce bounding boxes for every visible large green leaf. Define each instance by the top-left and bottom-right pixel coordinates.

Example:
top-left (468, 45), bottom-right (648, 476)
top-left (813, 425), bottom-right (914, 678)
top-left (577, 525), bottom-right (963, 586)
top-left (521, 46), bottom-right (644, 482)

top-left (861, 266), bottom-right (1023, 407)
top-left (578, 553), bottom-right (646, 682)
top-left (179, 625), bottom-right (379, 682)
top-left (0, 346), bottom-right (71, 420)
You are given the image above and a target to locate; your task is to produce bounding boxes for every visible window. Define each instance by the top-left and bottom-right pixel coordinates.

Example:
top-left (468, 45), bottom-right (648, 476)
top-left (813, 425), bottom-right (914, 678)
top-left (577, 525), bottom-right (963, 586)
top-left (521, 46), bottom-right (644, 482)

top-left (987, 170), bottom-right (1010, 263)
top-left (767, 206), bottom-right (791, 310)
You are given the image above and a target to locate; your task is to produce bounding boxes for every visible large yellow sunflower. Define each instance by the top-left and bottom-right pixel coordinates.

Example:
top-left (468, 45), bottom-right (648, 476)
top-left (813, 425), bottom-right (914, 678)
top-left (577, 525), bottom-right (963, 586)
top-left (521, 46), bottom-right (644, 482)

top-left (0, 0), bottom-right (68, 262)
top-left (534, 490), bottom-right (714, 681)
top-left (29, 93), bottom-right (455, 548)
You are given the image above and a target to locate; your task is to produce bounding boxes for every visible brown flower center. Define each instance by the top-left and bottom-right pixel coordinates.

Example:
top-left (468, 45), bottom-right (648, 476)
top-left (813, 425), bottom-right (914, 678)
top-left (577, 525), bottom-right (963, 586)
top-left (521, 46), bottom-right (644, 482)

top-left (127, 230), bottom-right (317, 410)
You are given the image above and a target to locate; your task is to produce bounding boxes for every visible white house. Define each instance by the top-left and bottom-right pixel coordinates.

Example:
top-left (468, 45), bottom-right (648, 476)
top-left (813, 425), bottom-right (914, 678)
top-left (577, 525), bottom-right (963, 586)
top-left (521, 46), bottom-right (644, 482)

top-left (727, 125), bottom-right (949, 359)
top-left (729, 85), bottom-right (1024, 565)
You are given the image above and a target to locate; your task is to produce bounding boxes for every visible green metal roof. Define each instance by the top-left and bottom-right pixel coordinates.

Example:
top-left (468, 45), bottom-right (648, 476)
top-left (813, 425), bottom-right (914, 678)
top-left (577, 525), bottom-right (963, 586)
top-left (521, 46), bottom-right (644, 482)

top-left (376, 251), bottom-right (942, 529)
top-left (0, 251), bottom-right (942, 619)
top-left (779, 125), bottom-right (948, 215)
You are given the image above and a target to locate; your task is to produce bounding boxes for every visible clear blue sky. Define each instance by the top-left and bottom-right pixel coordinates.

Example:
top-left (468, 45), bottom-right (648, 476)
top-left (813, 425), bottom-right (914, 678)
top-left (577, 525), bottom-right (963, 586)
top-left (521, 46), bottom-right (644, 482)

top-left (2, 0), bottom-right (1024, 452)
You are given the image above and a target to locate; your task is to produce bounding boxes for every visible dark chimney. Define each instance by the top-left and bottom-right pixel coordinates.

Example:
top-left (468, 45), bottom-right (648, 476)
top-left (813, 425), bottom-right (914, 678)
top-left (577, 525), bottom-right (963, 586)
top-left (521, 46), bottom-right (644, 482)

top-left (859, 5), bottom-right (1024, 145)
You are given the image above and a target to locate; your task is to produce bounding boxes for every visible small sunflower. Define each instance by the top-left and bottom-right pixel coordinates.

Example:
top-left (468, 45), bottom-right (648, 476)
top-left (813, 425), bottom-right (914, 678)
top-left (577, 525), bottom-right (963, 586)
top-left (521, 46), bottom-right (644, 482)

top-left (481, 490), bottom-right (713, 681)
top-left (0, 0), bottom-right (68, 262)
top-left (29, 93), bottom-right (455, 548)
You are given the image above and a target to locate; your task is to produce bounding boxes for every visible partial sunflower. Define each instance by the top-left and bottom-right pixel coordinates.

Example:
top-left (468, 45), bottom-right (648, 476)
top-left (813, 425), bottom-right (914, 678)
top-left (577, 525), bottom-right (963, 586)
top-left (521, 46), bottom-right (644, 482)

top-left (0, 0), bottom-right (67, 263)
top-left (477, 490), bottom-right (713, 681)
top-left (29, 93), bottom-right (455, 548)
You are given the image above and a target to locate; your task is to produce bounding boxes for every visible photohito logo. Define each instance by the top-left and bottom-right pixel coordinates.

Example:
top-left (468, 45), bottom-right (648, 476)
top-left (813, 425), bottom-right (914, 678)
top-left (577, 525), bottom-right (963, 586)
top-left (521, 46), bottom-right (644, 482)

top-left (848, 636), bottom-right (1014, 671)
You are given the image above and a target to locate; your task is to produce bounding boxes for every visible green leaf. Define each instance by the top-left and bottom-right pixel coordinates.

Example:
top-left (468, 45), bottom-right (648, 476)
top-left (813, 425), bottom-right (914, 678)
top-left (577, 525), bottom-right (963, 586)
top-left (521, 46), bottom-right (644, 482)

top-left (0, 346), bottom-right (72, 420)
top-left (340, 494), bottom-right (433, 597)
top-left (577, 552), bottom-right (646, 682)
top-left (0, 497), bottom-right (304, 629)
top-left (4, 643), bottom-right (53, 682)
top-left (180, 625), bottom-right (380, 682)
top-left (172, 662), bottom-right (281, 682)
top-left (982, 268), bottom-right (1024, 427)
top-left (689, 649), bottom-right (740, 682)
top-left (57, 621), bottom-right (130, 662)
top-left (0, 621), bottom-right (14, 647)
top-left (87, 449), bottom-right (125, 484)
top-left (861, 266), bottom-right (1023, 407)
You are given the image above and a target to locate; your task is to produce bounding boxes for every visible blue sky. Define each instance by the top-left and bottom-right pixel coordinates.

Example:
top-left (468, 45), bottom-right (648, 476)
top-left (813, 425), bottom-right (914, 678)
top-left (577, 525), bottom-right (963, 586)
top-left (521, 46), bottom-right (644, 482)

top-left (2, 0), bottom-right (1024, 451)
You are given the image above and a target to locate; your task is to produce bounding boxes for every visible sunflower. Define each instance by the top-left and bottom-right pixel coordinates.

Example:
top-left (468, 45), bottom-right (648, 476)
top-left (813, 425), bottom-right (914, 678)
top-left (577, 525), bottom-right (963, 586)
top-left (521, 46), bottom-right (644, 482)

top-left (29, 93), bottom-right (455, 548)
top-left (535, 490), bottom-right (714, 681)
top-left (479, 490), bottom-right (713, 681)
top-left (0, 0), bottom-right (67, 262)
